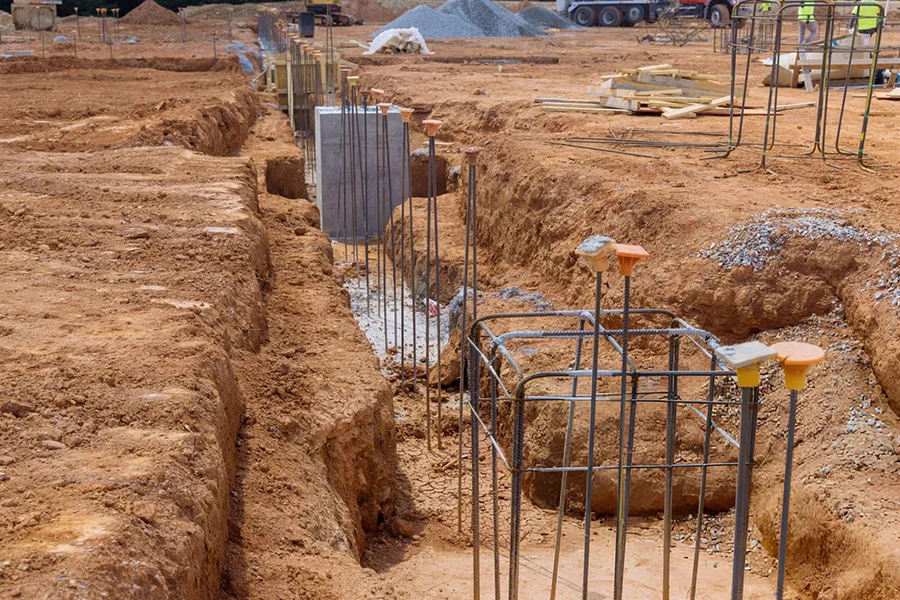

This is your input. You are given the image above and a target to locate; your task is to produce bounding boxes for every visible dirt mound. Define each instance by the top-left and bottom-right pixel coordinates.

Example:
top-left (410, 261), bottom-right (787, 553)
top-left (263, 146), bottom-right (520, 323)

top-left (121, 0), bottom-right (181, 26)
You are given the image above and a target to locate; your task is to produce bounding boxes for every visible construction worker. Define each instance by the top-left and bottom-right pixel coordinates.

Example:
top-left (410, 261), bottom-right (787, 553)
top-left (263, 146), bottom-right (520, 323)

top-left (851, 0), bottom-right (881, 46)
top-left (797, 0), bottom-right (817, 45)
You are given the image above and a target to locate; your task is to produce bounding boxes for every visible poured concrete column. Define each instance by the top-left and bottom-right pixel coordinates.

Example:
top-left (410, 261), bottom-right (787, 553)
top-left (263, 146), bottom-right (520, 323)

top-left (315, 106), bottom-right (406, 240)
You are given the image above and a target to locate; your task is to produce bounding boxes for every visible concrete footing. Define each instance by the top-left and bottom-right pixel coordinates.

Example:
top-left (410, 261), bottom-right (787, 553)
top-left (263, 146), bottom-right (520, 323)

top-left (315, 106), bottom-right (406, 240)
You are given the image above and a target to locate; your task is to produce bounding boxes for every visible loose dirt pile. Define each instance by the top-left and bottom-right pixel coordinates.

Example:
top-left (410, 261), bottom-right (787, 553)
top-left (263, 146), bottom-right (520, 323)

top-left (121, 0), bottom-right (182, 26)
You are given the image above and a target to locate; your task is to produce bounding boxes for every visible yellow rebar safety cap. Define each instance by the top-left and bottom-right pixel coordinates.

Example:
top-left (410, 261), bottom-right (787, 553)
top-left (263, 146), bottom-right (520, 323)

top-left (769, 341), bottom-right (825, 391)
top-left (575, 236), bottom-right (615, 274)
top-left (715, 341), bottom-right (777, 388)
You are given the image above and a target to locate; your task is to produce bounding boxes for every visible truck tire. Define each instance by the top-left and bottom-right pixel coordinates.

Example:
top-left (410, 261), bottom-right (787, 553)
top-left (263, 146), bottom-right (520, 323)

top-left (573, 5), bottom-right (597, 26)
top-left (708, 3), bottom-right (731, 28)
top-left (623, 4), bottom-right (646, 24)
top-left (598, 6), bottom-right (623, 27)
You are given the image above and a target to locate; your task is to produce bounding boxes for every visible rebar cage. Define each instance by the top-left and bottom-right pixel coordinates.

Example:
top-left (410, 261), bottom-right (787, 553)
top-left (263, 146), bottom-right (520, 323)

top-left (715, 0), bottom-right (888, 171)
top-left (462, 301), bottom-right (780, 600)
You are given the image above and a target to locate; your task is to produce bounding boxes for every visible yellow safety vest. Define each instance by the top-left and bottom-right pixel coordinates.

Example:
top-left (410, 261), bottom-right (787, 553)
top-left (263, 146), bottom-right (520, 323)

top-left (852, 2), bottom-right (880, 32)
top-left (760, 1), bottom-right (772, 12)
top-left (798, 2), bottom-right (815, 22)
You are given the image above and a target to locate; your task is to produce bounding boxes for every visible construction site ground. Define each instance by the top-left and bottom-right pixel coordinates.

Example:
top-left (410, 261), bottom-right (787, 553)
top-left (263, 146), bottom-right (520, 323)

top-left (1, 8), bottom-right (899, 600)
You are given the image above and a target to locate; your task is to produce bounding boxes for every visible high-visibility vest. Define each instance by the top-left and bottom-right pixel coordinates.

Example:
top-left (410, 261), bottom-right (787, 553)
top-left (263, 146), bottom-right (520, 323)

top-left (852, 1), bottom-right (880, 32)
top-left (760, 1), bottom-right (772, 12)
top-left (798, 1), bottom-right (815, 22)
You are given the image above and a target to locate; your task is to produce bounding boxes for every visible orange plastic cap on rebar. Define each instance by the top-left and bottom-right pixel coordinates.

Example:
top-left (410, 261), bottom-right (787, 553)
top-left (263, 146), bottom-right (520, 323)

top-left (423, 119), bottom-right (442, 137)
top-left (377, 102), bottom-right (392, 115)
top-left (371, 88), bottom-right (385, 99)
top-left (612, 243), bottom-right (649, 276)
top-left (769, 341), bottom-right (825, 391)
top-left (340, 67), bottom-right (351, 75)
top-left (464, 146), bottom-right (484, 167)
top-left (399, 107), bottom-right (414, 123)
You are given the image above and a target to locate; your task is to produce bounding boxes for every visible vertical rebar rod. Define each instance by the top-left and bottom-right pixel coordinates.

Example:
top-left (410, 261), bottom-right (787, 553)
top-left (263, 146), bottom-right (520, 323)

top-left (661, 334), bottom-right (680, 600)
top-left (340, 75), bottom-right (349, 262)
top-left (380, 110), bottom-right (389, 354)
top-left (689, 354), bottom-right (718, 600)
top-left (550, 316), bottom-right (586, 600)
top-left (459, 160), bottom-right (474, 535)
top-left (470, 333), bottom-right (481, 600)
top-left (424, 133), bottom-right (434, 453)
top-left (75, 9), bottom-right (80, 42)
top-left (405, 119), bottom-right (416, 392)
top-left (399, 114), bottom-right (410, 394)
top-left (381, 106), bottom-right (399, 353)
top-left (582, 272), bottom-right (605, 600)
top-left (348, 84), bottom-right (361, 287)
top-left (360, 91), bottom-right (371, 312)
top-left (730, 386), bottom-right (759, 600)
top-left (509, 385), bottom-right (525, 600)
top-left (612, 274), bottom-right (633, 600)
top-left (375, 100), bottom-right (385, 352)
top-left (775, 389), bottom-right (799, 600)
top-left (490, 348), bottom-right (500, 600)
top-left (430, 132), bottom-right (443, 450)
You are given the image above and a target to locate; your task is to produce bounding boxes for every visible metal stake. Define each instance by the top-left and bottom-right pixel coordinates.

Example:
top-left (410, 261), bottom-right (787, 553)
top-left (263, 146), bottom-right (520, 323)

top-left (426, 120), bottom-right (444, 450)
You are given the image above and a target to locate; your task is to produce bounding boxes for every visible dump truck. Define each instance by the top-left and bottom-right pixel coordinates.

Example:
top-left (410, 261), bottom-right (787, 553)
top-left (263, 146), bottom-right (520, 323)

top-left (556, 0), bottom-right (743, 28)
top-left (304, 0), bottom-right (356, 26)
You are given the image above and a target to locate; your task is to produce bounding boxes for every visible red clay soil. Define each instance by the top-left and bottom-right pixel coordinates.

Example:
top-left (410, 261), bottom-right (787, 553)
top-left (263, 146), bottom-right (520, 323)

top-left (0, 65), bottom-right (254, 154)
top-left (0, 59), bottom-right (397, 600)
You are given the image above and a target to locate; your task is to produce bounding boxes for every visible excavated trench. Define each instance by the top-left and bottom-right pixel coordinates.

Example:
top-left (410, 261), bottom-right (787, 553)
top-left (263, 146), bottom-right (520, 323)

top-left (3, 53), bottom-right (896, 600)
top-left (356, 89), bottom-right (900, 599)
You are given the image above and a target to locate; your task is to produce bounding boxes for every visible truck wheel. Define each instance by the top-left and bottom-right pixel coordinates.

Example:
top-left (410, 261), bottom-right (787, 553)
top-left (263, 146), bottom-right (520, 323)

top-left (624, 4), bottom-right (646, 24)
top-left (598, 6), bottom-right (623, 27)
top-left (573, 6), bottom-right (597, 26)
top-left (708, 4), bottom-right (731, 28)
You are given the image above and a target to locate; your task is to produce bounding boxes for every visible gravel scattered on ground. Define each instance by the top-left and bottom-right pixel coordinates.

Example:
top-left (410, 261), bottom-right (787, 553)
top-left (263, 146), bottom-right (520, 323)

top-left (519, 5), bottom-right (581, 30)
top-left (377, 0), bottom-right (544, 39)
top-left (492, 285), bottom-right (552, 310)
top-left (698, 207), bottom-right (900, 309)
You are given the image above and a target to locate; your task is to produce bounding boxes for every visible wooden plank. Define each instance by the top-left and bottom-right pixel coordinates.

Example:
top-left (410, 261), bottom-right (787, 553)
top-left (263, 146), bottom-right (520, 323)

top-left (635, 88), bottom-right (684, 96)
top-left (774, 102), bottom-right (816, 111)
top-left (541, 105), bottom-right (629, 114)
top-left (662, 95), bottom-right (732, 119)
top-left (796, 57), bottom-right (900, 68)
top-left (635, 63), bottom-right (673, 72)
top-left (661, 107), bottom-right (699, 119)
top-left (635, 72), bottom-right (731, 95)
top-left (604, 96), bottom-right (640, 111)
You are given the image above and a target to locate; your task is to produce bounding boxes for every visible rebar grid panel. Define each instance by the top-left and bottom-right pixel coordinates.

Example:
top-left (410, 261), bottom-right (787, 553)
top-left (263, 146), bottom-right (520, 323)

top-left (461, 306), bottom-right (793, 600)
top-left (713, 0), bottom-right (887, 172)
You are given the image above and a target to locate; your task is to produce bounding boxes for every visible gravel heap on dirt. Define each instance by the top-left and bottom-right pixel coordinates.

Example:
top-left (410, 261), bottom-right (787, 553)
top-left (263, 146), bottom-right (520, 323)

top-left (698, 206), bottom-right (900, 308)
top-left (374, 5), bottom-right (484, 39)
top-left (438, 0), bottom-right (544, 37)
top-left (121, 0), bottom-right (181, 26)
top-left (519, 5), bottom-right (581, 29)
top-left (377, 0), bottom-right (543, 38)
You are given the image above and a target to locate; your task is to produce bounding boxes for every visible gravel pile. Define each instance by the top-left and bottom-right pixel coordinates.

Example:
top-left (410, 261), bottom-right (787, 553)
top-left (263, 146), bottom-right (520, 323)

top-left (439, 0), bottom-right (544, 37)
top-left (519, 5), bottom-right (581, 30)
top-left (698, 207), bottom-right (900, 309)
top-left (375, 5), bottom-right (484, 38)
top-left (377, 0), bottom-right (544, 39)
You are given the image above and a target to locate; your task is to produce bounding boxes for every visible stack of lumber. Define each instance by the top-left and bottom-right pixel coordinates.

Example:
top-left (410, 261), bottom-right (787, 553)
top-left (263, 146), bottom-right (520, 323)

top-left (537, 64), bottom-right (774, 119)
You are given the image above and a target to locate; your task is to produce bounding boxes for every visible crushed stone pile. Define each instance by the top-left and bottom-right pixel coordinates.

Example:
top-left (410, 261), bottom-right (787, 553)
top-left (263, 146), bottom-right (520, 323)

top-left (697, 206), bottom-right (900, 309)
top-left (438, 0), bottom-right (544, 37)
top-left (376, 0), bottom-right (544, 39)
top-left (375, 5), bottom-right (483, 39)
top-left (519, 5), bottom-right (581, 29)
top-left (121, 0), bottom-right (182, 26)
